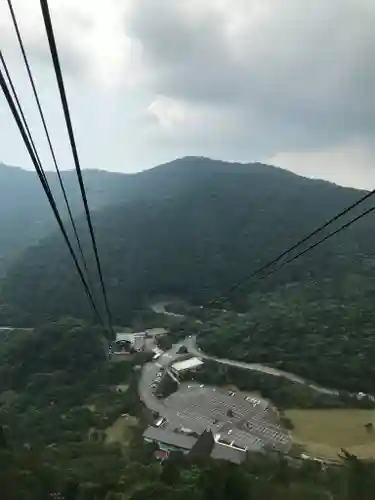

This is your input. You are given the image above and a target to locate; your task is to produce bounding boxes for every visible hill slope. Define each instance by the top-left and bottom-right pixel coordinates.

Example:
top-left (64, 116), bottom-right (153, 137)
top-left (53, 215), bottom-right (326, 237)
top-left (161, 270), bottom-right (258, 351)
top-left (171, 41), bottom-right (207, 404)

top-left (0, 162), bottom-right (132, 273)
top-left (2, 156), bottom-right (375, 325)
top-left (0, 157), bottom-right (273, 271)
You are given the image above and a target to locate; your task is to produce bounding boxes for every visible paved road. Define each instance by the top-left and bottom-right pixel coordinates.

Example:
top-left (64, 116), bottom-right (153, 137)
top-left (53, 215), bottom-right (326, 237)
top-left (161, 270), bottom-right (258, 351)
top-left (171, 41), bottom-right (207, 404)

top-left (0, 326), bottom-right (33, 332)
top-left (138, 342), bottom-right (184, 413)
top-left (142, 307), bottom-right (375, 409)
top-left (185, 335), bottom-right (340, 396)
top-left (151, 302), bottom-right (185, 319)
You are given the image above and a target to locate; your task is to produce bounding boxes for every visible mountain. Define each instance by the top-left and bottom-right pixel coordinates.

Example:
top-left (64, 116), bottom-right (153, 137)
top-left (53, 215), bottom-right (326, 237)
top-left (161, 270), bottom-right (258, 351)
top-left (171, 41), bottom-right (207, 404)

top-left (0, 157), bottom-right (273, 272)
top-left (2, 156), bottom-right (375, 326)
top-left (0, 162), bottom-right (131, 274)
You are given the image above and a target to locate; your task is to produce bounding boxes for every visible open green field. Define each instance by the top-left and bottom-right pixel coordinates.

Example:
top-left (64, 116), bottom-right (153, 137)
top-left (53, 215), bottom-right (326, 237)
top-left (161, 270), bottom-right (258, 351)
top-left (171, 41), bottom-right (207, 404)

top-left (105, 414), bottom-right (138, 445)
top-left (286, 409), bottom-right (375, 459)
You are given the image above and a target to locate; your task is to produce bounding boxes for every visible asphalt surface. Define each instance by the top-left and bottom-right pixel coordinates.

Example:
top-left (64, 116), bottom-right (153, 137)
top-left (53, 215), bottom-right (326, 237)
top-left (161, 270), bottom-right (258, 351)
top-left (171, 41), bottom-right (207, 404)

top-left (185, 335), bottom-right (340, 396)
top-left (142, 304), bottom-right (375, 413)
top-left (151, 302), bottom-right (185, 319)
top-left (163, 383), bottom-right (291, 453)
top-left (138, 341), bottom-right (184, 413)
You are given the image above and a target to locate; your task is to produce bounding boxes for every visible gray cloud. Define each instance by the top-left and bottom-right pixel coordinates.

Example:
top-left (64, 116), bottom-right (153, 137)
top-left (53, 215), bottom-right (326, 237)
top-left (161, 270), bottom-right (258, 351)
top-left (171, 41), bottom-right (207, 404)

top-left (127, 0), bottom-right (375, 154)
top-left (1, 0), bottom-right (375, 189)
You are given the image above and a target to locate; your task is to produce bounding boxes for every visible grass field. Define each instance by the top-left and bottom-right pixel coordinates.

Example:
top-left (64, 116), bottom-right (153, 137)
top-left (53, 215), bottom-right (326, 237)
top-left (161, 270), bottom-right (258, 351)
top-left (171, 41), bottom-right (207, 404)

top-left (105, 414), bottom-right (138, 445)
top-left (286, 409), bottom-right (375, 459)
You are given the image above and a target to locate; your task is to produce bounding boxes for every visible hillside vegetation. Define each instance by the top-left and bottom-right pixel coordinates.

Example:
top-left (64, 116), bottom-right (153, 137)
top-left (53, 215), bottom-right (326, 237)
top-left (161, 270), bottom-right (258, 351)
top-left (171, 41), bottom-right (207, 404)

top-left (2, 319), bottom-right (375, 499)
top-left (2, 157), bottom-right (375, 326)
top-left (0, 162), bottom-right (130, 274)
top-left (197, 270), bottom-right (375, 395)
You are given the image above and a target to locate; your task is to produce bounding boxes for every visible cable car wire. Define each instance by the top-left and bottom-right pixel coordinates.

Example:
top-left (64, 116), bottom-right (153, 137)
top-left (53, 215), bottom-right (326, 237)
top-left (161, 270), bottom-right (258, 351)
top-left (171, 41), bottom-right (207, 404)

top-left (210, 201), bottom-right (375, 308)
top-left (5, 0), bottom-right (92, 279)
top-left (40, 0), bottom-right (114, 335)
top-left (210, 187), bottom-right (375, 307)
top-left (0, 61), bottom-right (105, 328)
top-left (0, 51), bottom-right (47, 186)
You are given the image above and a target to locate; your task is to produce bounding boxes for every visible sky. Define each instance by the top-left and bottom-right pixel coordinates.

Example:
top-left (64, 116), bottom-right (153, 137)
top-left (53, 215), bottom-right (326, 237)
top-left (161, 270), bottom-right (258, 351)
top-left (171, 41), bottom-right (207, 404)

top-left (1, 0), bottom-right (375, 189)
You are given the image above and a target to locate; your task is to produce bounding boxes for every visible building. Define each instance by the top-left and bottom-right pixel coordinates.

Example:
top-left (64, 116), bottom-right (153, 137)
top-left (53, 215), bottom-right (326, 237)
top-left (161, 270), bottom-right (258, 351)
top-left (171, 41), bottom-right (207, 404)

top-left (115, 332), bottom-right (146, 352)
top-left (145, 328), bottom-right (168, 337)
top-left (152, 347), bottom-right (163, 359)
top-left (114, 329), bottom-right (168, 353)
top-left (211, 443), bottom-right (247, 465)
top-left (171, 357), bottom-right (204, 375)
top-left (154, 449), bottom-right (170, 461)
top-left (143, 426), bottom-right (197, 454)
top-left (143, 426), bottom-right (249, 464)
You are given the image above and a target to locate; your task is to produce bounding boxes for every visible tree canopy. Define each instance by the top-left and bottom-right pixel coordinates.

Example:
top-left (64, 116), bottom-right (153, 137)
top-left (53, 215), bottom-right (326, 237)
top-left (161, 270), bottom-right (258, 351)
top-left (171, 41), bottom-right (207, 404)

top-left (2, 157), bottom-right (375, 326)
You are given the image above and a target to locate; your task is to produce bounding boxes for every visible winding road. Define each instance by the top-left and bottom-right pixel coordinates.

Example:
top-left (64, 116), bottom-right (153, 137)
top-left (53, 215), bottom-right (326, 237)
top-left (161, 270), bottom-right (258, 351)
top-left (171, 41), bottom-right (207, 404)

top-left (184, 335), bottom-right (340, 396)
top-left (149, 302), bottom-right (375, 402)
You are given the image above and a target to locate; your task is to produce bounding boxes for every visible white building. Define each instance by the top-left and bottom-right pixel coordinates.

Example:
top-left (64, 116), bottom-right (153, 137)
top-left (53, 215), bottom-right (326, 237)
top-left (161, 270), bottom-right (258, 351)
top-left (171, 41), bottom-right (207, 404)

top-left (114, 332), bottom-right (146, 352)
top-left (171, 357), bottom-right (204, 375)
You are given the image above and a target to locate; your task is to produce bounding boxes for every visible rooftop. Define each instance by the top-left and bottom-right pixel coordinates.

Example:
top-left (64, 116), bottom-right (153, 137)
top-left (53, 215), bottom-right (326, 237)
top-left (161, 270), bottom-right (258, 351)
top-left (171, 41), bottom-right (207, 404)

top-left (211, 443), bottom-right (248, 464)
top-left (162, 384), bottom-right (291, 453)
top-left (143, 426), bottom-right (198, 450)
top-left (144, 426), bottom-right (253, 465)
top-left (116, 332), bottom-right (146, 342)
top-left (171, 357), bottom-right (204, 372)
top-left (146, 328), bottom-right (168, 336)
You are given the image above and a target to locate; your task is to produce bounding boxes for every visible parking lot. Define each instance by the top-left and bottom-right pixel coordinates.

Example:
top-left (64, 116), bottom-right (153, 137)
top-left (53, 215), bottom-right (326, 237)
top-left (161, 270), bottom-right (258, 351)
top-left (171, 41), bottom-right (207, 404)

top-left (162, 383), bottom-right (291, 453)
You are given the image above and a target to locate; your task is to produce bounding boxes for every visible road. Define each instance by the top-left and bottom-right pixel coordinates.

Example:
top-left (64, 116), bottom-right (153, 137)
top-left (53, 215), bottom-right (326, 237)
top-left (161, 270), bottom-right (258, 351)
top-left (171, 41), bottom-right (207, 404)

top-left (184, 335), bottom-right (340, 396)
top-left (140, 306), bottom-right (375, 412)
top-left (151, 302), bottom-right (185, 319)
top-left (139, 333), bottom-right (337, 421)
top-left (138, 342), bottom-right (184, 413)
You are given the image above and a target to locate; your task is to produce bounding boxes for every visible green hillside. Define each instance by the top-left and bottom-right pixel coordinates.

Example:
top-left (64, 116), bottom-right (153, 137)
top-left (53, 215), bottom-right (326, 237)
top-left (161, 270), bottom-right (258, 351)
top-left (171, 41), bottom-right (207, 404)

top-left (1, 320), bottom-right (375, 499)
top-left (0, 162), bottom-right (131, 274)
top-left (2, 157), bottom-right (374, 326)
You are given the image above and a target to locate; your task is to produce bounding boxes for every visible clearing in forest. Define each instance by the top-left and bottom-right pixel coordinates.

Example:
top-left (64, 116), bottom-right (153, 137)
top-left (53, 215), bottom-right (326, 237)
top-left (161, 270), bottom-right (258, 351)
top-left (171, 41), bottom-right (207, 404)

top-left (105, 414), bottom-right (138, 445)
top-left (286, 409), bottom-right (375, 459)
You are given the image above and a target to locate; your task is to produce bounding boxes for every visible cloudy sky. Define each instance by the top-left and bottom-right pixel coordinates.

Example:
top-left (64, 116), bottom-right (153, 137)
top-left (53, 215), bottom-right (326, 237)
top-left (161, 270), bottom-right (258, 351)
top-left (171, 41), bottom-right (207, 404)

top-left (1, 0), bottom-right (375, 189)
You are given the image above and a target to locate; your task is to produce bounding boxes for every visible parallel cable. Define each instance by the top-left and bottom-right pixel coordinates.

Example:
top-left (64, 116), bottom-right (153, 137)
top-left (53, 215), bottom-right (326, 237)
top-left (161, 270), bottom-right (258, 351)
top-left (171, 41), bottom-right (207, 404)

top-left (0, 52), bottom-right (47, 186)
top-left (210, 187), bottom-right (375, 307)
top-left (40, 0), bottom-right (114, 335)
top-left (0, 61), bottom-right (105, 328)
top-left (5, 0), bottom-right (92, 279)
top-left (258, 204), bottom-right (375, 282)
top-left (210, 202), bottom-right (375, 308)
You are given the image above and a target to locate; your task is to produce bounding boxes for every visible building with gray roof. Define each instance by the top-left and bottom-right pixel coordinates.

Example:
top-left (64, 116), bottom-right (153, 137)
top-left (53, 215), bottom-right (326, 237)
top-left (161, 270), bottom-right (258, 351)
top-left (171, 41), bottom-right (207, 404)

top-left (143, 426), bottom-right (197, 452)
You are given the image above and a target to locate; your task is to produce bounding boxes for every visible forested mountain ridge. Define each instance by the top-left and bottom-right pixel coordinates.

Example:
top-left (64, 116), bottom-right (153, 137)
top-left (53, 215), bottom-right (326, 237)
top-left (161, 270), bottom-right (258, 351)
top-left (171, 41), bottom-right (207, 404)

top-left (0, 157), bottom-right (297, 273)
top-left (0, 162), bottom-right (129, 274)
top-left (2, 156), bottom-right (375, 326)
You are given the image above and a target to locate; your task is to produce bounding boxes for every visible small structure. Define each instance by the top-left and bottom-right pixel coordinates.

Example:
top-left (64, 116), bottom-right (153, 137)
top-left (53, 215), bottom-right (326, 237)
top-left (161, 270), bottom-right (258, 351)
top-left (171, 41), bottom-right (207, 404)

top-left (143, 426), bottom-right (197, 454)
top-left (155, 449), bottom-right (169, 461)
top-left (115, 332), bottom-right (145, 352)
top-left (143, 425), bottom-right (249, 464)
top-left (171, 357), bottom-right (204, 375)
top-left (211, 443), bottom-right (247, 465)
top-left (146, 328), bottom-right (168, 337)
top-left (152, 347), bottom-right (163, 359)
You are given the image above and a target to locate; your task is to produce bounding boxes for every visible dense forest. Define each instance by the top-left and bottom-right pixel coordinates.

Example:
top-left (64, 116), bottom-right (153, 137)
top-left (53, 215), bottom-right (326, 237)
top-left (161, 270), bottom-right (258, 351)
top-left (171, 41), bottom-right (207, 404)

top-left (2, 156), bottom-right (375, 326)
top-left (2, 320), bottom-right (375, 499)
top-left (0, 163), bottom-right (130, 275)
top-left (197, 277), bottom-right (375, 395)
